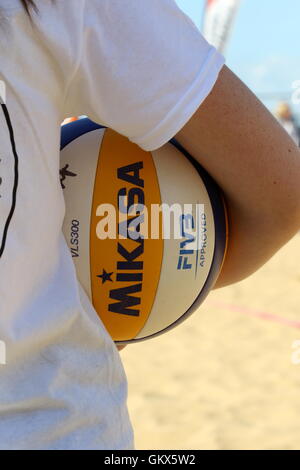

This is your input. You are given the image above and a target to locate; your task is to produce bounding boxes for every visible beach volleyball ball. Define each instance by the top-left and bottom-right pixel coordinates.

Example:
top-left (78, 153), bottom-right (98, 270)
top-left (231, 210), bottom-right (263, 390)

top-left (60, 118), bottom-right (228, 344)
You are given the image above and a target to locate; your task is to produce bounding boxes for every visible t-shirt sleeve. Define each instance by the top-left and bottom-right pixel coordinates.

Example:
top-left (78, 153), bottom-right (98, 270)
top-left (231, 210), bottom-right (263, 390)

top-left (63, 0), bottom-right (225, 151)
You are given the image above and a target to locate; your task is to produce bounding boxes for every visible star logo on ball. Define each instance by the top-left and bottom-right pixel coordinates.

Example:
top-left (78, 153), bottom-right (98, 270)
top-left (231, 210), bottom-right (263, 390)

top-left (97, 268), bottom-right (114, 284)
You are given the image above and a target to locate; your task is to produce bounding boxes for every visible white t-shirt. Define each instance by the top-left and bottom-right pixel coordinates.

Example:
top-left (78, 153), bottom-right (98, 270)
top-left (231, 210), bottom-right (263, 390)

top-left (0, 0), bottom-right (224, 450)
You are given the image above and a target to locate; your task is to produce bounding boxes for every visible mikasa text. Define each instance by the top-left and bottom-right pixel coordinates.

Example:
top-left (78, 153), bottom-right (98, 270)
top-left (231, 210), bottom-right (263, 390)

top-left (93, 161), bottom-right (208, 318)
top-left (100, 161), bottom-right (146, 317)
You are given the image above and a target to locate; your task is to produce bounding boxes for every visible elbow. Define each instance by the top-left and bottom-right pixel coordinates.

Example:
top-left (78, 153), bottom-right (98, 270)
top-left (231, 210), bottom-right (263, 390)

top-left (213, 190), bottom-right (300, 290)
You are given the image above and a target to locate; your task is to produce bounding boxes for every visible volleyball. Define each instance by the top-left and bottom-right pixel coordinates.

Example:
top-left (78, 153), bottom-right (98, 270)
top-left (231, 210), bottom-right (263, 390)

top-left (60, 118), bottom-right (228, 344)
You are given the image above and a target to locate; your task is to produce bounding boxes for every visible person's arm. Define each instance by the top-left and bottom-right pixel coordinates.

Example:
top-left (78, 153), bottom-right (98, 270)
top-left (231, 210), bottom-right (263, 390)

top-left (175, 65), bottom-right (300, 288)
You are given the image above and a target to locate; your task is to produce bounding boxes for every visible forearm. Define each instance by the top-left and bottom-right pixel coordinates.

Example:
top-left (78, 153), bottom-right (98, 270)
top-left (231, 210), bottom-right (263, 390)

top-left (176, 66), bottom-right (300, 288)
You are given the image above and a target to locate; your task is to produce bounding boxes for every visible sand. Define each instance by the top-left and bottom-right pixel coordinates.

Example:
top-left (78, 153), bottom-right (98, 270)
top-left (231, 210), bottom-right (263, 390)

top-left (121, 233), bottom-right (300, 450)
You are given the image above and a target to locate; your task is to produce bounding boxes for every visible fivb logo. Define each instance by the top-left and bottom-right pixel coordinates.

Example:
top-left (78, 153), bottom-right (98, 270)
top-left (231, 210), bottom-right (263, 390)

top-left (0, 80), bottom-right (6, 104)
top-left (0, 340), bottom-right (6, 365)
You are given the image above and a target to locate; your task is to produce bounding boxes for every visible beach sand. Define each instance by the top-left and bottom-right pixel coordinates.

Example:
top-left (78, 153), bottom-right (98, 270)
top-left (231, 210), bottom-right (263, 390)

top-left (121, 233), bottom-right (300, 450)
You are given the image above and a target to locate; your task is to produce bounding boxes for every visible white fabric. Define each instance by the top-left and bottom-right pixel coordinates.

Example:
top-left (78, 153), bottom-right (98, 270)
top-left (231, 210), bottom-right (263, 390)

top-left (0, 0), bottom-right (225, 449)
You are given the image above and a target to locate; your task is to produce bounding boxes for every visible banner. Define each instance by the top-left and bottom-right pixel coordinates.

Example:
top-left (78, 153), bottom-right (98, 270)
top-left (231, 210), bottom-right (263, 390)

top-left (202, 0), bottom-right (240, 54)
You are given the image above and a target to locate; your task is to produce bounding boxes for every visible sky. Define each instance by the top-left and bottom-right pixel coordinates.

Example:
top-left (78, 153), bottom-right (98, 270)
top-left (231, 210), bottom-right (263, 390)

top-left (175, 0), bottom-right (300, 119)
